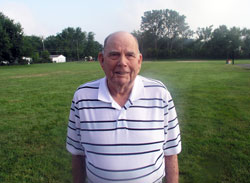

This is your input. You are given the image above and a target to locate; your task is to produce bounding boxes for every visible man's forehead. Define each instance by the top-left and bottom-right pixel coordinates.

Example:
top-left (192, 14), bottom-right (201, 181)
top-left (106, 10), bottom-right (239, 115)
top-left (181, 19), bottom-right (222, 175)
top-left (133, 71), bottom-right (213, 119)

top-left (104, 32), bottom-right (139, 51)
top-left (107, 49), bottom-right (137, 54)
top-left (104, 40), bottom-right (139, 53)
top-left (104, 44), bottom-right (139, 54)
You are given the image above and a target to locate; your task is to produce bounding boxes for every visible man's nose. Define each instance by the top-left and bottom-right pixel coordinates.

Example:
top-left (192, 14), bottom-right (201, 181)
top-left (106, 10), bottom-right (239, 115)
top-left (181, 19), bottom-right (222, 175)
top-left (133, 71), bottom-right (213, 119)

top-left (117, 54), bottom-right (128, 66)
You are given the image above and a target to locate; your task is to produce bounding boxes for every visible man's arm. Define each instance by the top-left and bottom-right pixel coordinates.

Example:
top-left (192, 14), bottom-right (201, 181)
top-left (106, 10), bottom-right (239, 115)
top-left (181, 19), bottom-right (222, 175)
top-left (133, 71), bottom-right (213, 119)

top-left (72, 155), bottom-right (86, 183)
top-left (165, 155), bottom-right (179, 183)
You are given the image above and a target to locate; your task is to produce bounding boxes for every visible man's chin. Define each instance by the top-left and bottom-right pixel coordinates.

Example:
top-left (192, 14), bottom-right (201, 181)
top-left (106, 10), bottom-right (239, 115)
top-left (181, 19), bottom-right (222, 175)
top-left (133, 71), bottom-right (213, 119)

top-left (113, 78), bottom-right (132, 87)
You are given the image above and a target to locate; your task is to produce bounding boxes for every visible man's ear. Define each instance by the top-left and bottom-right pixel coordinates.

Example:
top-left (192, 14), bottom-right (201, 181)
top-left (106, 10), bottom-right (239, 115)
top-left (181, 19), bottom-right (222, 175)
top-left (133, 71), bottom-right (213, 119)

top-left (98, 52), bottom-right (104, 67)
top-left (138, 53), bottom-right (143, 65)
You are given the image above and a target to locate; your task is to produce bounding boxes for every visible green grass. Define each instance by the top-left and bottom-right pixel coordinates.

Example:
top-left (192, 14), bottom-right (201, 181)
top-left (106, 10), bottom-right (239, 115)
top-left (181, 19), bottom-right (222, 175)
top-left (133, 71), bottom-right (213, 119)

top-left (0, 60), bottom-right (249, 183)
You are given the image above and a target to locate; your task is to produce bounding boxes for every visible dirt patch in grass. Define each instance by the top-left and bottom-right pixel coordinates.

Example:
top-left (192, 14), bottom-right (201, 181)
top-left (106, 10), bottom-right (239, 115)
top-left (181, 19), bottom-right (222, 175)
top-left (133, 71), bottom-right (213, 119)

top-left (175, 60), bottom-right (207, 62)
top-left (236, 64), bottom-right (250, 69)
top-left (10, 71), bottom-right (71, 79)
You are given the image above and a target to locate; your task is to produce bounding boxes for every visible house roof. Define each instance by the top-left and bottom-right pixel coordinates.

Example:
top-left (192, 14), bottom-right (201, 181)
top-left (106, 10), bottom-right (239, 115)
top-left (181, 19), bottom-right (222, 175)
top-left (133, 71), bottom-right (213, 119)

top-left (49, 55), bottom-right (65, 58)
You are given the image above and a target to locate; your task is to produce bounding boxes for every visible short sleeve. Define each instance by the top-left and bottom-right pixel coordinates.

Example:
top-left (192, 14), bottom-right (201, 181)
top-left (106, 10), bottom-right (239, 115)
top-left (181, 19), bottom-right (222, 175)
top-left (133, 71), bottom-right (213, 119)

top-left (66, 94), bottom-right (85, 156)
top-left (163, 90), bottom-right (181, 156)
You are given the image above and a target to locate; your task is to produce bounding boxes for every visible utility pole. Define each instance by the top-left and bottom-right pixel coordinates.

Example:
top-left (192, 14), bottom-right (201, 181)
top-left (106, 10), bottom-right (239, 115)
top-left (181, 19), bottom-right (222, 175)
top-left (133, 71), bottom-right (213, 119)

top-left (42, 39), bottom-right (45, 51)
top-left (76, 40), bottom-right (79, 61)
top-left (232, 50), bottom-right (235, 65)
top-left (40, 36), bottom-right (45, 51)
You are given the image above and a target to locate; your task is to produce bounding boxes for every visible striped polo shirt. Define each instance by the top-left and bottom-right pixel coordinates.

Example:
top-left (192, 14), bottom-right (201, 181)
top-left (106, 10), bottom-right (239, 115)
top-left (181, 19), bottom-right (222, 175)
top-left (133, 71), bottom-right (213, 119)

top-left (66, 75), bottom-right (181, 183)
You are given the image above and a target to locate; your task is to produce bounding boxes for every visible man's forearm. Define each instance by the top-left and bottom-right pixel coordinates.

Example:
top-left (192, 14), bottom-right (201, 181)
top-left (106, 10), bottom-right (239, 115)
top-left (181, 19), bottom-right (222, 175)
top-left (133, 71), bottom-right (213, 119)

top-left (72, 155), bottom-right (86, 183)
top-left (165, 155), bottom-right (179, 183)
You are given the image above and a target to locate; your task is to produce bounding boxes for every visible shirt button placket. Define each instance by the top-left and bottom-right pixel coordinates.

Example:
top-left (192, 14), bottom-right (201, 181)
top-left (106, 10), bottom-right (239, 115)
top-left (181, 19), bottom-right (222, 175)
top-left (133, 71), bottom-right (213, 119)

top-left (117, 107), bottom-right (127, 128)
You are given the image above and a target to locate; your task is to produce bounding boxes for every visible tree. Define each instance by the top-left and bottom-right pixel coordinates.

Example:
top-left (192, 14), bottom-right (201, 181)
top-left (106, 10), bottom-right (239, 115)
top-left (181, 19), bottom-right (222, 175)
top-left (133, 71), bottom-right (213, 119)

top-left (208, 25), bottom-right (242, 59)
top-left (141, 10), bottom-right (165, 52)
top-left (21, 35), bottom-right (43, 58)
top-left (196, 26), bottom-right (213, 42)
top-left (133, 29), bottom-right (157, 58)
top-left (140, 9), bottom-right (191, 58)
top-left (132, 30), bottom-right (144, 54)
top-left (44, 35), bottom-right (59, 55)
top-left (44, 28), bottom-right (102, 61)
top-left (162, 9), bottom-right (191, 51)
top-left (0, 12), bottom-right (23, 64)
top-left (241, 28), bottom-right (250, 58)
top-left (74, 27), bottom-right (87, 60)
top-left (209, 25), bottom-right (230, 58)
top-left (40, 50), bottom-right (50, 63)
top-left (194, 25), bottom-right (213, 58)
top-left (85, 32), bottom-right (102, 59)
top-left (32, 52), bottom-right (40, 63)
top-left (45, 27), bottom-right (88, 61)
top-left (227, 27), bottom-right (242, 60)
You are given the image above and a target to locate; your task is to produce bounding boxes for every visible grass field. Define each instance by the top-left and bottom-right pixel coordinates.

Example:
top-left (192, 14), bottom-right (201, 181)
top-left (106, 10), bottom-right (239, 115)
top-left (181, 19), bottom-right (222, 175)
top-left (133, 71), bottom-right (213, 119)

top-left (0, 60), bottom-right (249, 183)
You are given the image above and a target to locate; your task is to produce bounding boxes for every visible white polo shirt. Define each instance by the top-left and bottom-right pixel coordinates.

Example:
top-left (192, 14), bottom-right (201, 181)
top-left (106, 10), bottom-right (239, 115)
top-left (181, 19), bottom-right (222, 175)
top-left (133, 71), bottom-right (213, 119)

top-left (66, 75), bottom-right (181, 183)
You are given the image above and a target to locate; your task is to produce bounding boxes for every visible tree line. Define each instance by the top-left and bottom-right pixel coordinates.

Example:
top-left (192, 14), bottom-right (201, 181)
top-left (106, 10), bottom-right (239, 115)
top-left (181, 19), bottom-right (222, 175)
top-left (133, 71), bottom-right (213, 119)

top-left (0, 12), bottom-right (102, 65)
top-left (133, 9), bottom-right (250, 60)
top-left (1, 10), bottom-right (250, 65)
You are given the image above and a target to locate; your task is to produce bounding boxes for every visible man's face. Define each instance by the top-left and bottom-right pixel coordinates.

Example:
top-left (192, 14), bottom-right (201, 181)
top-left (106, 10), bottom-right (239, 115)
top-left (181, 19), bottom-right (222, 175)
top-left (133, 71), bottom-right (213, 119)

top-left (99, 32), bottom-right (142, 89)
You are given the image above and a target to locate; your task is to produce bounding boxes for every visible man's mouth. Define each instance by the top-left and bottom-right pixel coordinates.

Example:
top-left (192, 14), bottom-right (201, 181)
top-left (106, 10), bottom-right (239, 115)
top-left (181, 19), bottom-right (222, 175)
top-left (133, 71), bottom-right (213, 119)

top-left (115, 71), bottom-right (129, 75)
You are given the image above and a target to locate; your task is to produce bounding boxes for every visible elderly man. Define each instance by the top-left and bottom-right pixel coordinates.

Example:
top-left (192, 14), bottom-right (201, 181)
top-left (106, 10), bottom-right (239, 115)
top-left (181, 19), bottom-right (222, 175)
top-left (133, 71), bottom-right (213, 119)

top-left (66, 31), bottom-right (181, 183)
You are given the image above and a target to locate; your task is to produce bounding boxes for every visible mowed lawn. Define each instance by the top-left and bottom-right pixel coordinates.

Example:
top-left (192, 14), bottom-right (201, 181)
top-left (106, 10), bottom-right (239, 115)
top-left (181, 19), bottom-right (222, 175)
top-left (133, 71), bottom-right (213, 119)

top-left (0, 60), bottom-right (249, 183)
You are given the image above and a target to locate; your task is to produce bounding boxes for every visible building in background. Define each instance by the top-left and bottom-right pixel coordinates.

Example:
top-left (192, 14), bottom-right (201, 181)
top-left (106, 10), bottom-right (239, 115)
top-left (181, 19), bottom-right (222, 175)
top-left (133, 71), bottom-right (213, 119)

top-left (50, 55), bottom-right (66, 63)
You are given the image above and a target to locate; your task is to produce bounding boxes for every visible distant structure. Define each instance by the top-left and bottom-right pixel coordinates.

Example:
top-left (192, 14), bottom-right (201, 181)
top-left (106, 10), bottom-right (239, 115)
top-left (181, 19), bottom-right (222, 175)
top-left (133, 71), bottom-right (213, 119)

top-left (84, 56), bottom-right (95, 61)
top-left (22, 57), bottom-right (32, 65)
top-left (50, 55), bottom-right (66, 63)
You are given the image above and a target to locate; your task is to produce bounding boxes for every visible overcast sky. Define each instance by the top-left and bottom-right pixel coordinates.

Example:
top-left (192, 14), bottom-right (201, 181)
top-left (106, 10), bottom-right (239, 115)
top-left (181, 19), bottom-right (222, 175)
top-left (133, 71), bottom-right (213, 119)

top-left (0, 0), bottom-right (250, 44)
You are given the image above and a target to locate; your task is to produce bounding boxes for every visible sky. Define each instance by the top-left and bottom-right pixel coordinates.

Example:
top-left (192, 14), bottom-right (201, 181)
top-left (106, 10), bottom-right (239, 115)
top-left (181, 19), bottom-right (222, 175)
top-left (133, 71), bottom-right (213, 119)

top-left (0, 0), bottom-right (250, 44)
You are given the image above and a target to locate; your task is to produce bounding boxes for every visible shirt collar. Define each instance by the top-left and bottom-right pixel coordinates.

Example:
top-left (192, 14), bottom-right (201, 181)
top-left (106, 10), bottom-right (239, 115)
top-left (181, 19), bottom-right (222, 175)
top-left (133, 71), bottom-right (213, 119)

top-left (98, 75), bottom-right (145, 104)
top-left (98, 77), bottom-right (112, 103)
top-left (129, 75), bottom-right (145, 102)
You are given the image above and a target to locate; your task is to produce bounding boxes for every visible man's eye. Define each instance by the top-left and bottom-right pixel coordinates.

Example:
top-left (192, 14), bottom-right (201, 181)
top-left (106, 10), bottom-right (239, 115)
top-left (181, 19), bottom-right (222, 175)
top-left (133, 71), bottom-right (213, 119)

top-left (126, 53), bottom-right (136, 59)
top-left (109, 53), bottom-right (120, 59)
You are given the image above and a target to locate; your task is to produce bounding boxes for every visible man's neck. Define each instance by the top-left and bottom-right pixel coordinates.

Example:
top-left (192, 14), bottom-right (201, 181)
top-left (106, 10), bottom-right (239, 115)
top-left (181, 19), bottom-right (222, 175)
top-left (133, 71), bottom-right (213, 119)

top-left (107, 81), bottom-right (134, 107)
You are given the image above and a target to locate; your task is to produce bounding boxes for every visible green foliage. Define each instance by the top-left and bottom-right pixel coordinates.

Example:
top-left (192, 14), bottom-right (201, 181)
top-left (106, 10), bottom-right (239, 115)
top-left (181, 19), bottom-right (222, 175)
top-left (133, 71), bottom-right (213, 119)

top-left (0, 61), bottom-right (249, 183)
top-left (0, 12), bottom-right (23, 64)
top-left (40, 50), bottom-right (51, 63)
top-left (139, 9), bottom-right (192, 58)
top-left (208, 25), bottom-right (241, 59)
top-left (2, 9), bottom-right (250, 65)
top-left (241, 28), bottom-right (250, 57)
top-left (44, 27), bottom-right (102, 61)
top-left (31, 52), bottom-right (40, 63)
top-left (134, 9), bottom-right (250, 60)
top-left (21, 35), bottom-right (43, 57)
top-left (85, 32), bottom-right (102, 58)
top-left (0, 12), bottom-right (102, 65)
top-left (196, 25), bottom-right (213, 42)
